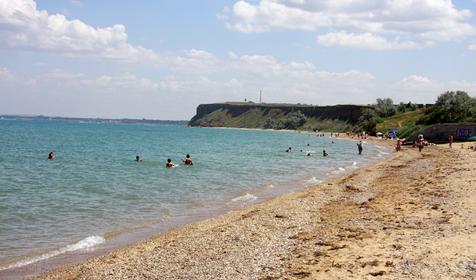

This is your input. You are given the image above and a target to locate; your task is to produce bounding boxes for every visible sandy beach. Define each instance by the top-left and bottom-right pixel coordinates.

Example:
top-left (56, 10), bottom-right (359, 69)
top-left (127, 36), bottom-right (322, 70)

top-left (35, 140), bottom-right (476, 280)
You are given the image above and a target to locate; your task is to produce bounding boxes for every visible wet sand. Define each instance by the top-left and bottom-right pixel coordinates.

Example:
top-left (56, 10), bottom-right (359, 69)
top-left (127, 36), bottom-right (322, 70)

top-left (37, 141), bottom-right (476, 279)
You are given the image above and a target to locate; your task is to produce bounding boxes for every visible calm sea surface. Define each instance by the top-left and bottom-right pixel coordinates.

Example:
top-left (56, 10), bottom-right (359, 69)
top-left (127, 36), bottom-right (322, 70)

top-left (0, 119), bottom-right (388, 271)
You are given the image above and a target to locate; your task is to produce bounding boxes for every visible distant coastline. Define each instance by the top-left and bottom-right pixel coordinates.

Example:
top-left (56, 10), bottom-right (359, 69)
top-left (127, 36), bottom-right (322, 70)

top-left (0, 115), bottom-right (188, 126)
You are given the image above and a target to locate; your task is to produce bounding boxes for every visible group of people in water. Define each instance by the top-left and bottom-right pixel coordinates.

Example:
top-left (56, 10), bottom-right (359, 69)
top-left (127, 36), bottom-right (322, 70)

top-left (285, 139), bottom-right (364, 157)
top-left (137, 154), bottom-right (193, 168)
top-left (165, 154), bottom-right (193, 168)
top-left (48, 150), bottom-right (194, 168)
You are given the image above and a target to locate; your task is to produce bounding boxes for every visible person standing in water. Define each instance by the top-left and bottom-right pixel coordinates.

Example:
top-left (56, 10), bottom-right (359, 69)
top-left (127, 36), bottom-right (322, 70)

top-left (48, 151), bottom-right (55, 160)
top-left (182, 154), bottom-right (193, 165)
top-left (166, 158), bottom-right (175, 168)
top-left (286, 147), bottom-right (292, 152)
top-left (323, 149), bottom-right (328, 157)
top-left (135, 155), bottom-right (142, 162)
top-left (357, 141), bottom-right (363, 155)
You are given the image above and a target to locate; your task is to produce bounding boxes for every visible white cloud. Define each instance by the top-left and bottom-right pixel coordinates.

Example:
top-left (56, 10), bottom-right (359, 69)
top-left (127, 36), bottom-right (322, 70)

top-left (469, 43), bottom-right (476, 51)
top-left (1, 53), bottom-right (476, 119)
top-left (0, 0), bottom-right (159, 62)
top-left (317, 31), bottom-right (431, 50)
top-left (0, 67), bottom-right (13, 80)
top-left (223, 0), bottom-right (475, 48)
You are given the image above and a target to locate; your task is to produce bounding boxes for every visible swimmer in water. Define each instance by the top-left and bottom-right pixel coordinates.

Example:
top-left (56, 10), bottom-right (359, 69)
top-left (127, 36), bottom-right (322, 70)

top-left (166, 158), bottom-right (175, 168)
top-left (182, 154), bottom-right (193, 165)
top-left (323, 149), bottom-right (328, 157)
top-left (286, 147), bottom-right (292, 152)
top-left (135, 155), bottom-right (142, 162)
top-left (48, 151), bottom-right (55, 160)
top-left (307, 152), bottom-right (312, 156)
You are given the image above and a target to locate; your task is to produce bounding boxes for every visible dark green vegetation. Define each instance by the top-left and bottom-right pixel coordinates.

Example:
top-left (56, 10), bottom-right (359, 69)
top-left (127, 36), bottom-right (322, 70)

top-left (418, 91), bottom-right (476, 124)
top-left (188, 103), bottom-right (367, 132)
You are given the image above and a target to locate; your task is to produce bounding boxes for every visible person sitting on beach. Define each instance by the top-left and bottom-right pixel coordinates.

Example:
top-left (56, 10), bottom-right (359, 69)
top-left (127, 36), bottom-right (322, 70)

top-left (48, 151), bottom-right (55, 160)
top-left (166, 158), bottom-right (175, 168)
top-left (357, 141), bottom-right (363, 155)
top-left (323, 149), bottom-right (328, 157)
top-left (182, 154), bottom-right (193, 165)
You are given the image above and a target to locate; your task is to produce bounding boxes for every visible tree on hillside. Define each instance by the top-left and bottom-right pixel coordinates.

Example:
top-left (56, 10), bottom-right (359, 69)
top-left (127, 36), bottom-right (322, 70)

top-left (357, 109), bottom-right (377, 135)
top-left (419, 91), bottom-right (476, 124)
top-left (397, 102), bottom-right (406, 113)
top-left (374, 98), bottom-right (396, 117)
top-left (284, 111), bottom-right (307, 129)
top-left (406, 102), bottom-right (417, 111)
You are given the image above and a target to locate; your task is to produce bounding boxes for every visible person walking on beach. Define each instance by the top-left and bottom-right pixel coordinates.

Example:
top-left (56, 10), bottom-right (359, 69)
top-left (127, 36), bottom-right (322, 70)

top-left (166, 158), bottom-right (176, 168)
top-left (449, 135), bottom-right (453, 148)
top-left (416, 134), bottom-right (424, 152)
top-left (48, 151), bottom-right (55, 160)
top-left (396, 139), bottom-right (402, 152)
top-left (357, 141), bottom-right (363, 155)
top-left (182, 154), bottom-right (193, 165)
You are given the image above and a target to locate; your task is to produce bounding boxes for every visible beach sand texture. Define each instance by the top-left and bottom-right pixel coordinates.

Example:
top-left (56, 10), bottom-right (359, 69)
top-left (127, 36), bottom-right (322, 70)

top-left (38, 143), bottom-right (476, 279)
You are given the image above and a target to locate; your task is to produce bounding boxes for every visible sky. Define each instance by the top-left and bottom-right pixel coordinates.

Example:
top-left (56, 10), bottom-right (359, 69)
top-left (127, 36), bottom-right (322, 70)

top-left (1, 0), bottom-right (476, 120)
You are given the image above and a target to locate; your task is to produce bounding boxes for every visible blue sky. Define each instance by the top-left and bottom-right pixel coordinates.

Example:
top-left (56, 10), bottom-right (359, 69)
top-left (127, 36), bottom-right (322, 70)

top-left (1, 0), bottom-right (476, 119)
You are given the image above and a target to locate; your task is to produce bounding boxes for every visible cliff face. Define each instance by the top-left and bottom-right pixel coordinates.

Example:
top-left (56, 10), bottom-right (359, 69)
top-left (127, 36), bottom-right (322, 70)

top-left (189, 103), bottom-right (370, 130)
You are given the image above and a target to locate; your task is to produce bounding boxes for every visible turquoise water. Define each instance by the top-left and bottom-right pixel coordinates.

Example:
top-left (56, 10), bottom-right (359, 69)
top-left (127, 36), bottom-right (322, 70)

top-left (0, 119), bottom-right (387, 270)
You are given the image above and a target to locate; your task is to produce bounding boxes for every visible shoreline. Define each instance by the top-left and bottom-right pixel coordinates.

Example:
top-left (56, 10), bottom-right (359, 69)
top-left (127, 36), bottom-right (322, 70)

top-left (0, 132), bottom-right (390, 279)
top-left (32, 141), bottom-right (476, 279)
top-left (29, 137), bottom-right (395, 279)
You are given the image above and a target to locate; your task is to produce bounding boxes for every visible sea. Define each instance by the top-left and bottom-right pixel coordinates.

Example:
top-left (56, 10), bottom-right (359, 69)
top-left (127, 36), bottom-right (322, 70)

top-left (0, 118), bottom-right (389, 276)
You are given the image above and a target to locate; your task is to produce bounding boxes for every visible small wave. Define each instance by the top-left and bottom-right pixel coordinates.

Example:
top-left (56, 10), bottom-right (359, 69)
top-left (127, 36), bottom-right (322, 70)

top-left (231, 193), bottom-right (257, 203)
top-left (305, 177), bottom-right (323, 185)
top-left (267, 184), bottom-right (275, 188)
top-left (331, 167), bottom-right (346, 174)
top-left (0, 235), bottom-right (105, 271)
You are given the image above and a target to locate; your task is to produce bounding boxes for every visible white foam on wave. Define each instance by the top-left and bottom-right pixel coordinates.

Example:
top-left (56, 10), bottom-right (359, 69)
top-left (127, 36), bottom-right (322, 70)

top-left (267, 184), bottom-right (275, 188)
top-left (0, 235), bottom-right (105, 271)
top-left (331, 167), bottom-right (346, 174)
top-left (231, 193), bottom-right (257, 203)
top-left (305, 177), bottom-right (323, 185)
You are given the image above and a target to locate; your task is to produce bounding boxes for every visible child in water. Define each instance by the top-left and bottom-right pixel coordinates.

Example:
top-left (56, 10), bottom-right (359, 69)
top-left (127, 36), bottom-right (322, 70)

top-left (182, 154), bottom-right (193, 165)
top-left (48, 151), bottom-right (55, 160)
top-left (166, 158), bottom-right (176, 168)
